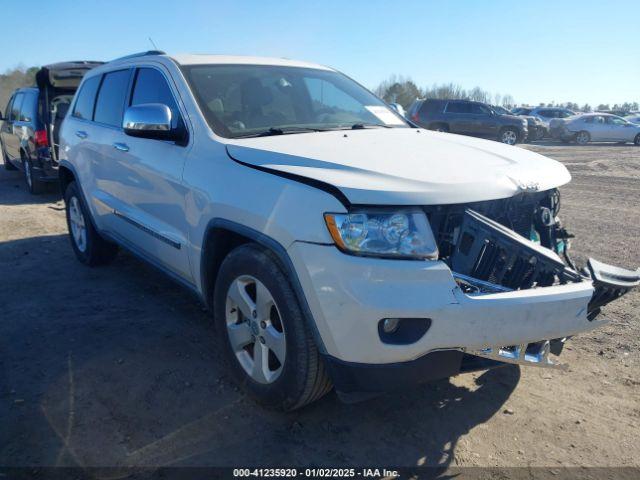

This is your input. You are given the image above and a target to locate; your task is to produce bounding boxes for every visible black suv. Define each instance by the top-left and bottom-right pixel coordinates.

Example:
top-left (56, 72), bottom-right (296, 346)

top-left (408, 99), bottom-right (528, 145)
top-left (0, 61), bottom-right (102, 193)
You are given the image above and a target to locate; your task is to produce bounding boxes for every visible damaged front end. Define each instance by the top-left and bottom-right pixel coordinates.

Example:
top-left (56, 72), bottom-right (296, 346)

top-left (426, 189), bottom-right (640, 368)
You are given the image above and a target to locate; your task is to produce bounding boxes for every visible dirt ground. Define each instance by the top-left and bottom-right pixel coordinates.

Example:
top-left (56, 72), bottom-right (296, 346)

top-left (0, 143), bottom-right (639, 471)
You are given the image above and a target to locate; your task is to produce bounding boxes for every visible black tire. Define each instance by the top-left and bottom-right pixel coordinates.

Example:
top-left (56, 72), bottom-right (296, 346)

top-left (23, 156), bottom-right (46, 194)
top-left (575, 130), bottom-right (590, 145)
top-left (428, 123), bottom-right (449, 133)
top-left (535, 127), bottom-right (546, 141)
top-left (634, 134), bottom-right (640, 146)
top-left (214, 243), bottom-right (332, 410)
top-left (2, 145), bottom-right (17, 170)
top-left (499, 127), bottom-right (519, 145)
top-left (64, 181), bottom-right (118, 266)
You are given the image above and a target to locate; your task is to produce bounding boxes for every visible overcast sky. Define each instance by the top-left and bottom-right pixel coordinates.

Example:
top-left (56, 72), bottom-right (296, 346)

top-left (2, 0), bottom-right (638, 106)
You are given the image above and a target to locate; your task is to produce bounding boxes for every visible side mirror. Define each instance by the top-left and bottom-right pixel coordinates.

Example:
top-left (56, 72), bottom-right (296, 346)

top-left (123, 103), bottom-right (182, 141)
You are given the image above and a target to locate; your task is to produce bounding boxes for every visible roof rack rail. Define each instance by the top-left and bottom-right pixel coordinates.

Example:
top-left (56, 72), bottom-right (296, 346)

top-left (110, 50), bottom-right (166, 62)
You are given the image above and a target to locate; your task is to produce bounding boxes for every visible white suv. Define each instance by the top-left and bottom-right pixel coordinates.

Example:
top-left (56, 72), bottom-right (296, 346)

top-left (59, 51), bottom-right (639, 410)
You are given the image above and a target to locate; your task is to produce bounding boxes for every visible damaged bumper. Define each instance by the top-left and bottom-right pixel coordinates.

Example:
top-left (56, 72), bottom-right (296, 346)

top-left (288, 196), bottom-right (638, 393)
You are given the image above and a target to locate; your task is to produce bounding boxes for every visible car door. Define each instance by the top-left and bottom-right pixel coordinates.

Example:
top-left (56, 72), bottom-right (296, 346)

top-left (104, 66), bottom-right (192, 281)
top-left (589, 115), bottom-right (609, 141)
top-left (469, 103), bottom-right (496, 137)
top-left (605, 116), bottom-right (631, 141)
top-left (2, 92), bottom-right (24, 160)
top-left (0, 95), bottom-right (14, 159)
top-left (445, 101), bottom-right (473, 134)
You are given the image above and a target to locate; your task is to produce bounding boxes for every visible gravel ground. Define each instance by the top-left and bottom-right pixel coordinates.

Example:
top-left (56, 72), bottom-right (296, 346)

top-left (0, 143), bottom-right (638, 471)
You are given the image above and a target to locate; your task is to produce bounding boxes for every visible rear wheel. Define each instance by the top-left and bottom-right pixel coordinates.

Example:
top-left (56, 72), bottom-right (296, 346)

top-left (64, 181), bottom-right (118, 266)
top-left (576, 130), bottom-right (590, 145)
top-left (634, 134), bottom-right (640, 146)
top-left (535, 127), bottom-right (546, 141)
top-left (499, 128), bottom-right (519, 145)
top-left (23, 156), bottom-right (45, 194)
top-left (214, 244), bottom-right (332, 410)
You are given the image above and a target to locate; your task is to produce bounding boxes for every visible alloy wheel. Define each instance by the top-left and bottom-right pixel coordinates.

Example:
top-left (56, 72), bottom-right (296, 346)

top-left (68, 196), bottom-right (87, 252)
top-left (576, 131), bottom-right (589, 145)
top-left (225, 275), bottom-right (286, 384)
top-left (501, 130), bottom-right (517, 145)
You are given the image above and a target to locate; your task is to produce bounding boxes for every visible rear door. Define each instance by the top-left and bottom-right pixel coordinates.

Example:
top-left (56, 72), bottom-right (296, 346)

top-left (586, 115), bottom-right (607, 141)
top-left (444, 101), bottom-right (473, 134)
top-left (105, 66), bottom-right (192, 280)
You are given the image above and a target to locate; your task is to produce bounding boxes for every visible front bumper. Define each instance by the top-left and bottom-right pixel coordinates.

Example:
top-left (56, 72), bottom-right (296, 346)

top-left (288, 241), bottom-right (600, 366)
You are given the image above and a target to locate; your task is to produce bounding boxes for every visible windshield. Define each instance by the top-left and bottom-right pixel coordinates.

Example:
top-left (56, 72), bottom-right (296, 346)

top-left (493, 105), bottom-right (510, 115)
top-left (181, 64), bottom-right (409, 138)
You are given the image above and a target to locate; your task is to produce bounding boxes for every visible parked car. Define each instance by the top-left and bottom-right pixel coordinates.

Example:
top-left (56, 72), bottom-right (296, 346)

top-left (59, 51), bottom-right (639, 410)
top-left (525, 107), bottom-right (577, 138)
top-left (554, 113), bottom-right (640, 145)
top-left (0, 61), bottom-right (103, 193)
top-left (388, 102), bottom-right (406, 118)
top-left (624, 114), bottom-right (640, 124)
top-left (493, 105), bottom-right (545, 141)
top-left (408, 98), bottom-right (528, 144)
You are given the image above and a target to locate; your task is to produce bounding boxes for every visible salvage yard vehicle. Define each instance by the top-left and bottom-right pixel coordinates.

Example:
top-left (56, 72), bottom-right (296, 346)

top-left (554, 113), bottom-right (640, 145)
top-left (493, 105), bottom-right (545, 141)
top-left (58, 51), bottom-right (640, 410)
top-left (0, 61), bottom-right (103, 193)
top-left (409, 98), bottom-right (528, 145)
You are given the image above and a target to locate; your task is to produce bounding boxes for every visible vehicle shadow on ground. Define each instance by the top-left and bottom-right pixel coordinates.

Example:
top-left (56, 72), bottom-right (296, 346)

top-left (0, 166), bottom-right (61, 206)
top-left (0, 233), bottom-right (519, 472)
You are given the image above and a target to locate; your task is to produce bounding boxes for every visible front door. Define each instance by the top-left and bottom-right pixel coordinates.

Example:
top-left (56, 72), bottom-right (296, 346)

top-left (1, 93), bottom-right (23, 160)
top-left (103, 66), bottom-right (192, 281)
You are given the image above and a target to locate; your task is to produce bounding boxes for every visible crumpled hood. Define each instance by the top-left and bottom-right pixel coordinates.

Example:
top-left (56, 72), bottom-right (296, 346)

top-left (225, 128), bottom-right (571, 206)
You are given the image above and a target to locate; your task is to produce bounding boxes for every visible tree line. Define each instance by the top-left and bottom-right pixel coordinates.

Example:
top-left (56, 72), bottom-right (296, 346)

top-left (1, 66), bottom-right (638, 117)
top-left (373, 74), bottom-right (639, 113)
top-left (0, 66), bottom-right (38, 115)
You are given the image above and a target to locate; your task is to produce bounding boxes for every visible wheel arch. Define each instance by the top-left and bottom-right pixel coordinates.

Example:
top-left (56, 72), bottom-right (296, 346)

top-left (200, 218), bottom-right (327, 353)
top-left (59, 163), bottom-right (76, 195)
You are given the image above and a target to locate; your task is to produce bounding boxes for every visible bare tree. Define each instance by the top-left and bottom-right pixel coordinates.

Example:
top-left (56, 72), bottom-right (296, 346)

top-left (0, 65), bottom-right (38, 113)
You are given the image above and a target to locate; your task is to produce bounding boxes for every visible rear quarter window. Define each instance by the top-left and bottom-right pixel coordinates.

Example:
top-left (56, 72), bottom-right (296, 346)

top-left (73, 75), bottom-right (101, 120)
top-left (19, 92), bottom-right (38, 122)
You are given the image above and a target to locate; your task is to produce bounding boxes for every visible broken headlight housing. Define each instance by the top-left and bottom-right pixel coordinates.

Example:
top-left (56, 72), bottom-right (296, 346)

top-left (324, 209), bottom-right (438, 259)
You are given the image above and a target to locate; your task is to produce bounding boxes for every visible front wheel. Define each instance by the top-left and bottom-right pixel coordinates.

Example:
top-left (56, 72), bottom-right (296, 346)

top-left (214, 244), bottom-right (332, 410)
top-left (634, 134), bottom-right (640, 146)
top-left (576, 131), bottom-right (590, 145)
top-left (499, 128), bottom-right (519, 145)
top-left (64, 181), bottom-right (118, 266)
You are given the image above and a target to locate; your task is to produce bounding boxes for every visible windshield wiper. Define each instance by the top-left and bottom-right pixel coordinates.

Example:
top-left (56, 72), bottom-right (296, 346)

top-left (235, 126), bottom-right (326, 138)
top-left (350, 123), bottom-right (393, 129)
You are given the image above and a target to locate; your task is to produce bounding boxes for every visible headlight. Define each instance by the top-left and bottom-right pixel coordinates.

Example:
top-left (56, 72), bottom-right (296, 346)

top-left (324, 209), bottom-right (439, 259)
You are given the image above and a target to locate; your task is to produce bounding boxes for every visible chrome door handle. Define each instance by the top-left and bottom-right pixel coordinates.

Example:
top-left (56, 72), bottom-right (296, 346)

top-left (75, 130), bottom-right (88, 139)
top-left (113, 142), bottom-right (129, 152)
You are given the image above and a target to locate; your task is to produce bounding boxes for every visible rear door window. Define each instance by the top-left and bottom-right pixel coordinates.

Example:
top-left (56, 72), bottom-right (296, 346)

top-left (73, 75), bottom-right (101, 120)
top-left (130, 68), bottom-right (181, 127)
top-left (94, 69), bottom-right (131, 127)
top-left (11, 93), bottom-right (24, 121)
top-left (19, 92), bottom-right (38, 122)
top-left (445, 102), bottom-right (471, 114)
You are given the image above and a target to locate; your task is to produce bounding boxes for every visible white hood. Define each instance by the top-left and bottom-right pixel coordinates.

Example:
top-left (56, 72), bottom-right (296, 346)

top-left (225, 128), bottom-right (571, 205)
